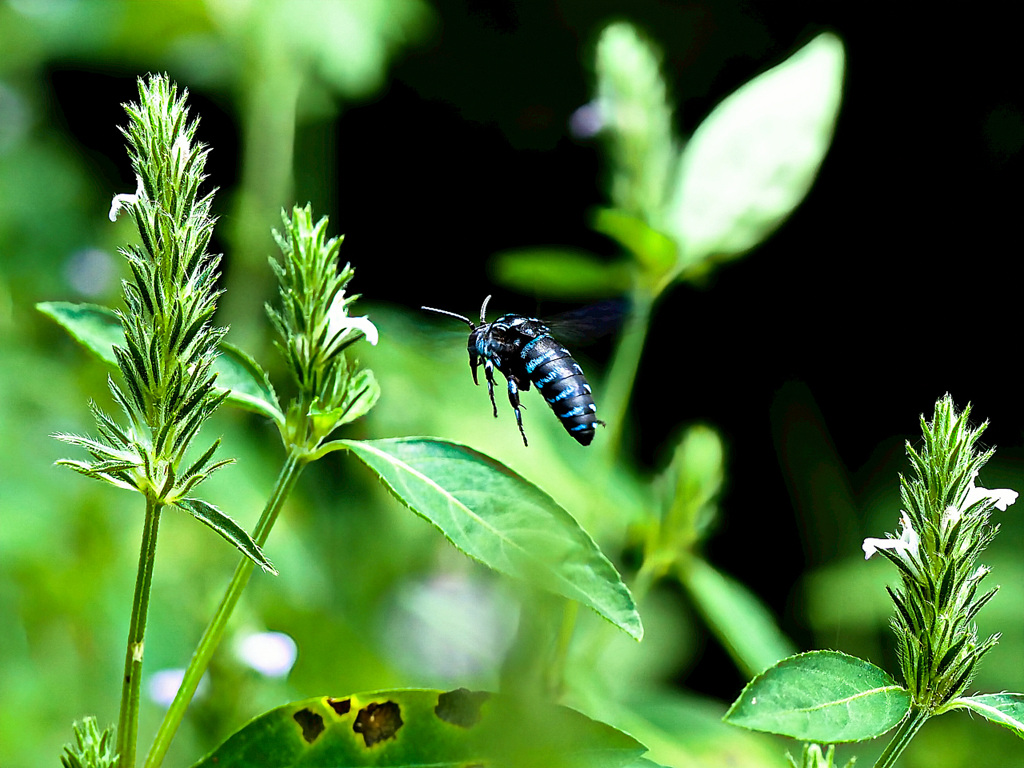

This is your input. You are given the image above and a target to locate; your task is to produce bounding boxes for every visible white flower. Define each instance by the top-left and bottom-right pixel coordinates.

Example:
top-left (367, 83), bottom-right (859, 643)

top-left (963, 470), bottom-right (1018, 512)
top-left (863, 512), bottom-right (920, 560)
top-left (108, 174), bottom-right (144, 222)
top-left (235, 631), bottom-right (297, 678)
top-left (326, 291), bottom-right (378, 346)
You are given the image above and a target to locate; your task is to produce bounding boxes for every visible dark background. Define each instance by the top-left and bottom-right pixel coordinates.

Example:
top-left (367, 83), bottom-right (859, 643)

top-left (25, 0), bottom-right (1024, 716)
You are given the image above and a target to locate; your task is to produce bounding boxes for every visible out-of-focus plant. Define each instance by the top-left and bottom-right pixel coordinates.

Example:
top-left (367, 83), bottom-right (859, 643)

top-left (484, 18), bottom-right (843, 684)
top-left (496, 24), bottom-right (844, 452)
top-left (726, 396), bottom-right (1024, 766)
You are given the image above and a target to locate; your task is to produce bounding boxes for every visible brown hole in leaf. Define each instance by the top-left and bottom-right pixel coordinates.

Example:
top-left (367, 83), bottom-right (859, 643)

top-left (353, 701), bottom-right (403, 747)
top-left (293, 708), bottom-right (325, 744)
top-left (327, 697), bottom-right (351, 716)
top-left (435, 688), bottom-right (491, 728)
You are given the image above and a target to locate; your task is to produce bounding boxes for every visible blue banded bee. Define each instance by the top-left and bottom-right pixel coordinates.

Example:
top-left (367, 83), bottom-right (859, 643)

top-left (421, 296), bottom-right (605, 446)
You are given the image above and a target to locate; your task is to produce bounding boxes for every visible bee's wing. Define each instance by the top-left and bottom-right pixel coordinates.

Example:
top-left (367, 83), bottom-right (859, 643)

top-left (543, 298), bottom-right (629, 345)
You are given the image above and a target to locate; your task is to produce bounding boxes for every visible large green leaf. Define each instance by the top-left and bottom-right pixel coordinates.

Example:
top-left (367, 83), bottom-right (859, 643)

top-left (953, 693), bottom-right (1024, 740)
top-left (37, 301), bottom-right (284, 423)
top-left (682, 557), bottom-right (797, 678)
top-left (724, 650), bottom-right (910, 743)
top-left (191, 688), bottom-right (646, 768)
top-left (340, 437), bottom-right (643, 640)
top-left (38, 301), bottom-right (122, 365)
top-left (666, 33), bottom-right (845, 268)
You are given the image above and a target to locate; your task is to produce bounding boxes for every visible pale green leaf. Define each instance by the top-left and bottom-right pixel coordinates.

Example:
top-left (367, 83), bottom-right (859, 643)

top-left (682, 557), bottom-right (797, 678)
top-left (592, 208), bottom-right (677, 276)
top-left (667, 33), bottom-right (845, 267)
top-left (492, 246), bottom-right (631, 298)
top-left (191, 688), bottom-right (645, 768)
top-left (215, 342), bottom-right (284, 424)
top-left (38, 301), bottom-right (121, 365)
top-left (173, 497), bottom-right (276, 574)
top-left (952, 693), bottom-right (1024, 740)
top-left (340, 437), bottom-right (643, 640)
top-left (724, 650), bottom-right (910, 743)
top-left (310, 368), bottom-right (380, 431)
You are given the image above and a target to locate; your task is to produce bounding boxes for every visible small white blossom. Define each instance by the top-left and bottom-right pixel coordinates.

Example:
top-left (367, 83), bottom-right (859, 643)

top-left (863, 512), bottom-right (920, 560)
top-left (963, 470), bottom-right (1019, 511)
top-left (108, 174), bottom-right (145, 222)
top-left (326, 292), bottom-right (378, 346)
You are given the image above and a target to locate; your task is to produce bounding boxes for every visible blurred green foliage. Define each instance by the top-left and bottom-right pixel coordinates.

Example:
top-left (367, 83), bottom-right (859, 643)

top-left (3, 3), bottom-right (1024, 768)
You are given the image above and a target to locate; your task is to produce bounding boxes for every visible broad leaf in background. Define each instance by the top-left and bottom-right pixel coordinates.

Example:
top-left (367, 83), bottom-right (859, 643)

top-left (724, 650), bottom-right (910, 743)
top-left (666, 33), bottom-right (845, 269)
top-left (682, 557), bottom-right (796, 678)
top-left (491, 246), bottom-right (631, 299)
top-left (37, 301), bottom-right (284, 424)
top-left (953, 693), bottom-right (1024, 741)
top-left (191, 688), bottom-right (646, 768)
top-left (339, 437), bottom-right (643, 641)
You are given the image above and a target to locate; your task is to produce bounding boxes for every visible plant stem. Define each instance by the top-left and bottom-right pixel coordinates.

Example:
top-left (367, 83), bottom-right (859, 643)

top-left (871, 705), bottom-right (929, 768)
top-left (545, 600), bottom-right (580, 699)
top-left (117, 497), bottom-right (163, 768)
top-left (599, 288), bottom-right (654, 463)
top-left (143, 451), bottom-right (305, 768)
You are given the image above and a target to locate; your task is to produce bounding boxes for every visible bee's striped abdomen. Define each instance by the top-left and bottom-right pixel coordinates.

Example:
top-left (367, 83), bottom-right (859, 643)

top-left (521, 335), bottom-right (599, 445)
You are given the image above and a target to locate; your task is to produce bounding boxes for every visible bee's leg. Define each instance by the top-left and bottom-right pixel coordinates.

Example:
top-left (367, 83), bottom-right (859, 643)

top-left (506, 377), bottom-right (529, 446)
top-left (483, 359), bottom-right (499, 417)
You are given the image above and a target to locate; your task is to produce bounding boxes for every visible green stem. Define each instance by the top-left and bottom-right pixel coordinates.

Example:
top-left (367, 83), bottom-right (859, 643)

top-left (871, 705), bottom-right (929, 768)
top-left (217, 36), bottom-right (302, 352)
top-left (545, 600), bottom-right (580, 699)
top-left (143, 451), bottom-right (305, 768)
top-left (117, 497), bottom-right (163, 768)
top-left (599, 288), bottom-right (654, 463)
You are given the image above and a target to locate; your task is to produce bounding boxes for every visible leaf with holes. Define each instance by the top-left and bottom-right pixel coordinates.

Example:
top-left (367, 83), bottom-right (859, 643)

top-left (191, 688), bottom-right (646, 768)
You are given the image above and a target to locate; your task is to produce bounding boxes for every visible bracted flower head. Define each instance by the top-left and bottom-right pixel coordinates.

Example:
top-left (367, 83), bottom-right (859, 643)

top-left (267, 204), bottom-right (380, 452)
top-left (869, 395), bottom-right (1015, 709)
top-left (54, 74), bottom-right (273, 573)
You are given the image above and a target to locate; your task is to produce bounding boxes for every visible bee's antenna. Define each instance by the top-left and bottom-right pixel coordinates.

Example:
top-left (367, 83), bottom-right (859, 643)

top-left (480, 294), bottom-right (492, 324)
top-left (421, 305), bottom-right (476, 329)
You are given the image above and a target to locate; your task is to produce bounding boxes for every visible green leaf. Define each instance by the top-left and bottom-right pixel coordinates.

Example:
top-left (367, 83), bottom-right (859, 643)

top-left (952, 693), bottom-right (1024, 740)
top-left (190, 688), bottom-right (646, 768)
top-left (38, 301), bottom-right (121, 365)
top-left (724, 650), bottom-right (910, 743)
top-left (340, 437), bottom-right (643, 640)
top-left (666, 33), bottom-right (845, 268)
top-left (491, 246), bottom-right (631, 298)
top-left (310, 368), bottom-right (381, 432)
top-left (215, 342), bottom-right (284, 423)
top-left (591, 208), bottom-right (677, 277)
top-left (37, 301), bottom-right (285, 423)
top-left (682, 557), bottom-right (797, 678)
top-left (173, 497), bottom-right (277, 575)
